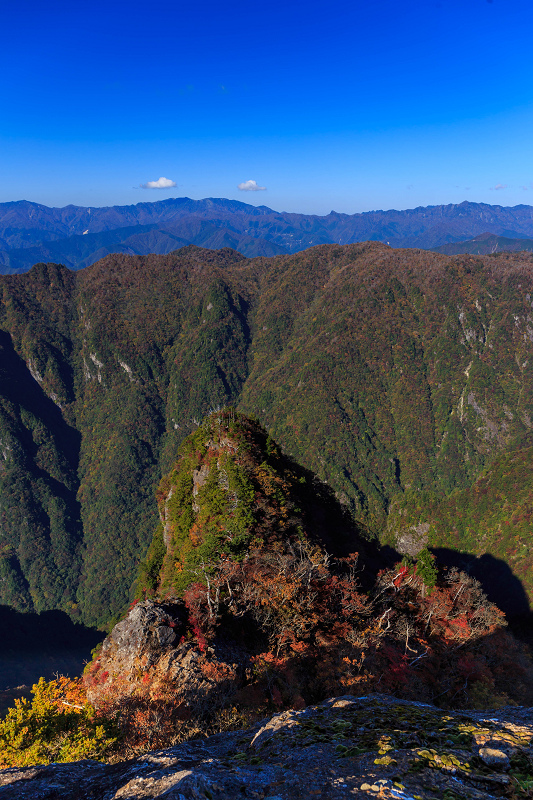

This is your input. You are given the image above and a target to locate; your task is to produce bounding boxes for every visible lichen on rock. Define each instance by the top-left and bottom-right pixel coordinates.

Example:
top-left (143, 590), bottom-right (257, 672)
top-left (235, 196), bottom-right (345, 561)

top-left (2, 694), bottom-right (532, 799)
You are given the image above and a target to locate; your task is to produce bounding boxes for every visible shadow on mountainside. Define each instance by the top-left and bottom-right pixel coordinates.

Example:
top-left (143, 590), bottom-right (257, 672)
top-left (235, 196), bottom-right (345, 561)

top-left (0, 605), bottom-right (103, 696)
top-left (432, 547), bottom-right (531, 620)
top-left (432, 548), bottom-right (533, 652)
top-left (0, 330), bottom-right (80, 472)
top-left (280, 453), bottom-right (402, 588)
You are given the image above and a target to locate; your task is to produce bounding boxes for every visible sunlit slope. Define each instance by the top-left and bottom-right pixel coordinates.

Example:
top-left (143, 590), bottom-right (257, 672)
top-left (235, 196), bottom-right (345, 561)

top-left (241, 245), bottom-right (533, 524)
top-left (0, 248), bottom-right (253, 625)
top-left (1, 243), bottom-right (533, 625)
top-left (72, 247), bottom-right (252, 625)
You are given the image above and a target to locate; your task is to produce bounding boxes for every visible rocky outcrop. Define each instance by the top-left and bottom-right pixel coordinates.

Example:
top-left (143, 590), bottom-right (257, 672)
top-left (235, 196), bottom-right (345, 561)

top-left (96, 600), bottom-right (182, 676)
top-left (85, 599), bottom-right (182, 705)
top-left (85, 600), bottom-right (247, 713)
top-left (1, 694), bottom-right (532, 799)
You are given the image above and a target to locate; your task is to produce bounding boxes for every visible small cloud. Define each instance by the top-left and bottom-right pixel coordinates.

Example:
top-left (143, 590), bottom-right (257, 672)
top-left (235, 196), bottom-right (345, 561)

top-left (140, 177), bottom-right (177, 189)
top-left (490, 183), bottom-right (508, 190)
top-left (238, 179), bottom-right (266, 191)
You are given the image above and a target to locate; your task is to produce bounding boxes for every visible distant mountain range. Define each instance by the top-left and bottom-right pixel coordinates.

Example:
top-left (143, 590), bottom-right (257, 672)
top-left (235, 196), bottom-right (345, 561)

top-left (432, 231), bottom-right (533, 255)
top-left (3, 197), bottom-right (533, 272)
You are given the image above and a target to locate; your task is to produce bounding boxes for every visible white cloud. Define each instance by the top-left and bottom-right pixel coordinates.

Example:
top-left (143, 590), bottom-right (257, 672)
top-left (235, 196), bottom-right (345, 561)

top-left (237, 179), bottom-right (266, 191)
top-left (490, 183), bottom-right (508, 191)
top-left (140, 177), bottom-right (177, 189)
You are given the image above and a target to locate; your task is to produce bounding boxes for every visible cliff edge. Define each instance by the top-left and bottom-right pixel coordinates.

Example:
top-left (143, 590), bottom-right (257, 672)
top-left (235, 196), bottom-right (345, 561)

top-left (1, 694), bottom-right (532, 799)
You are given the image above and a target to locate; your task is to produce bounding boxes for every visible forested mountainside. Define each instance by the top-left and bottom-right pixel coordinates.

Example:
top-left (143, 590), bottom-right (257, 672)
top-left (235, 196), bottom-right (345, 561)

top-left (2, 242), bottom-right (533, 627)
top-left (4, 198), bottom-right (533, 271)
top-left (4, 412), bottom-right (531, 771)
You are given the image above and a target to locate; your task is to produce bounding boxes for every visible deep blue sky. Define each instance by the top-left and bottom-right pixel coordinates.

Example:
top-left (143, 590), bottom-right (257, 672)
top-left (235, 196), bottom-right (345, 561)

top-left (2, 0), bottom-right (532, 214)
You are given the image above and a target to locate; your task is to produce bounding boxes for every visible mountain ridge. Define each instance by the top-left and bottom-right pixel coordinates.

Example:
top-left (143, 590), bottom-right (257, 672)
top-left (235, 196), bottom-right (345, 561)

top-left (433, 231), bottom-right (533, 256)
top-left (4, 198), bottom-right (533, 271)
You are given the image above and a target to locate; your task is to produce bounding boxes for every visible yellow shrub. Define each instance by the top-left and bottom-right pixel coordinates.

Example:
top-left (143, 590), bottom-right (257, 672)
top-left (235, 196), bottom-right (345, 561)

top-left (0, 677), bottom-right (118, 767)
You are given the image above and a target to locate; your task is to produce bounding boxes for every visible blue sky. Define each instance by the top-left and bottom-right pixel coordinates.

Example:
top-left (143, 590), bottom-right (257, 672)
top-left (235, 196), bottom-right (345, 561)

top-left (1, 0), bottom-right (532, 214)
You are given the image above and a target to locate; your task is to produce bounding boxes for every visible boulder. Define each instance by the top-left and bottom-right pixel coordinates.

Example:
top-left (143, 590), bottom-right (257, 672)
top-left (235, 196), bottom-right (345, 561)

top-left (85, 599), bottom-right (247, 714)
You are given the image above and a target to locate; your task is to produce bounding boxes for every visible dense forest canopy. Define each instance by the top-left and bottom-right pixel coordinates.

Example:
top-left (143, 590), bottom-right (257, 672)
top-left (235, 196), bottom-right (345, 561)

top-left (0, 243), bottom-right (532, 627)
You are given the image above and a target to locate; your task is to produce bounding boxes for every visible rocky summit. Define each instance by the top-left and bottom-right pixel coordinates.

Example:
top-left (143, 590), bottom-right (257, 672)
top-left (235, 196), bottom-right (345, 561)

top-left (1, 694), bottom-right (532, 799)
top-left (80, 412), bottom-right (533, 725)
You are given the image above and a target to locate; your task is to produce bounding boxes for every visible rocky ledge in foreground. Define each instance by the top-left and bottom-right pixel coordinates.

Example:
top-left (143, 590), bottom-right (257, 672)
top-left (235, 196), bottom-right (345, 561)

top-left (1, 694), bottom-right (532, 800)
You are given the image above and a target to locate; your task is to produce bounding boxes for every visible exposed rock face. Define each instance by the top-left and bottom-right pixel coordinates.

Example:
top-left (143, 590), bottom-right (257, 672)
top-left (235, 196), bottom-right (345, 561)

top-left (1, 694), bottom-right (532, 799)
top-left (100, 601), bottom-right (180, 672)
top-left (85, 600), bottom-right (182, 704)
top-left (160, 486), bottom-right (175, 548)
top-left (191, 463), bottom-right (210, 514)
top-left (85, 600), bottom-right (246, 713)
top-left (395, 522), bottom-right (430, 557)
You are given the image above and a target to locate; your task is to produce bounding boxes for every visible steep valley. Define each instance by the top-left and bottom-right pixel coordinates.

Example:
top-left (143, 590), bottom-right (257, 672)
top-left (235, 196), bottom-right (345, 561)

top-left (0, 243), bottom-right (532, 629)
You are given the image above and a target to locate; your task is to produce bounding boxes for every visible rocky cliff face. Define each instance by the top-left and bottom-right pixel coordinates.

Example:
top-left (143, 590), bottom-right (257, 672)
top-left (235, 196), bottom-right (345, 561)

top-left (1, 694), bottom-right (532, 799)
top-left (85, 599), bottom-right (248, 719)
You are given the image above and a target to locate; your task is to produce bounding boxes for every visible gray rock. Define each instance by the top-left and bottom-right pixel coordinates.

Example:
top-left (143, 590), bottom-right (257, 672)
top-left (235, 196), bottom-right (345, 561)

top-left (100, 601), bottom-right (179, 668)
top-left (478, 746), bottom-right (510, 768)
top-left (2, 695), bottom-right (532, 800)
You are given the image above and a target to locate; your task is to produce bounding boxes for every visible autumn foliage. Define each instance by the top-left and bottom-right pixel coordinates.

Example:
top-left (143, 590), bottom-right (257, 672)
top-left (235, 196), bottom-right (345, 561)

top-left (5, 411), bottom-right (533, 765)
top-left (176, 542), bottom-right (533, 712)
top-left (111, 411), bottom-right (533, 756)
